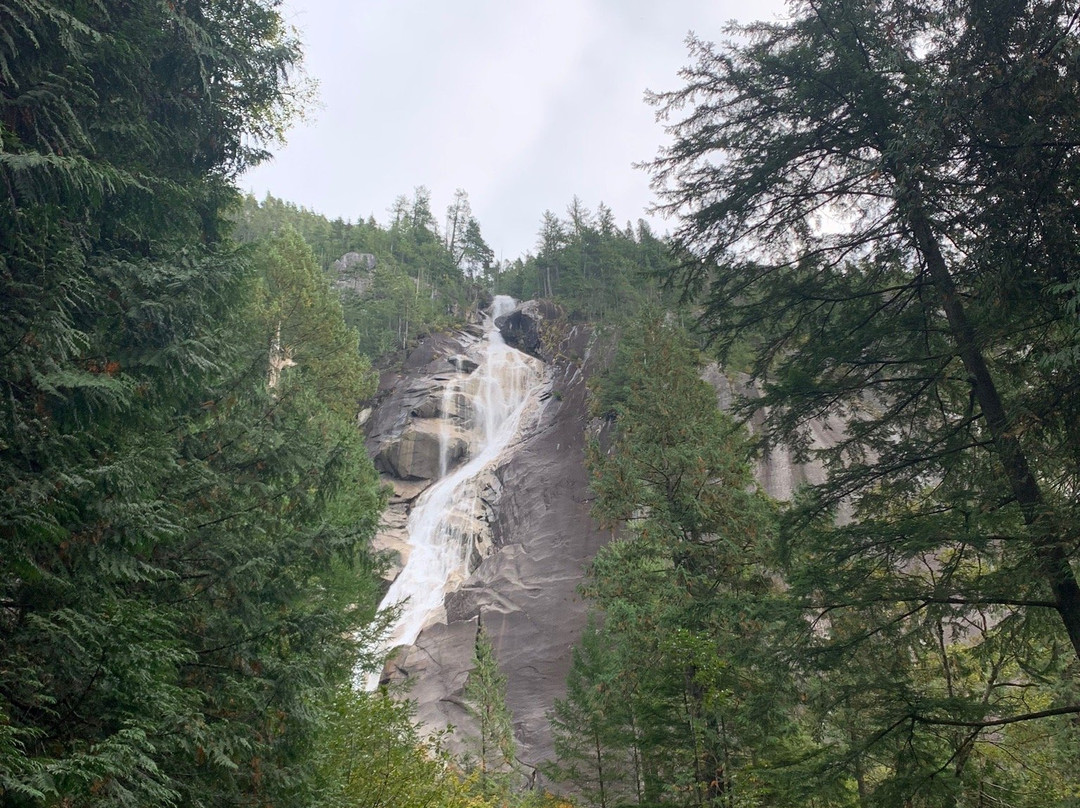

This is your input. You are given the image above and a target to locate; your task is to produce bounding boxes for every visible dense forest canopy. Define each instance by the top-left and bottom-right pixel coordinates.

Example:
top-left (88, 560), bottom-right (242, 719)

top-left (234, 191), bottom-right (681, 355)
top-left (0, 1), bottom-right (388, 804)
top-left (5, 0), bottom-right (1080, 806)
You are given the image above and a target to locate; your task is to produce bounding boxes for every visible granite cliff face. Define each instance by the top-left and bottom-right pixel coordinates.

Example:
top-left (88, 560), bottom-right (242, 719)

top-left (362, 300), bottom-right (830, 775)
top-left (363, 299), bottom-right (607, 774)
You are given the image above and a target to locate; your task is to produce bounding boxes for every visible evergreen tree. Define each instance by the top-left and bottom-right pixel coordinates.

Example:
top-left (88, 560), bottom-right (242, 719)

top-left (464, 621), bottom-right (518, 799)
top-left (546, 618), bottom-right (638, 808)
top-left (646, 0), bottom-right (1080, 801)
top-left (563, 317), bottom-right (816, 808)
top-left (233, 191), bottom-right (481, 359)
top-left (496, 203), bottom-right (677, 321)
top-left (0, 3), bottom-right (387, 804)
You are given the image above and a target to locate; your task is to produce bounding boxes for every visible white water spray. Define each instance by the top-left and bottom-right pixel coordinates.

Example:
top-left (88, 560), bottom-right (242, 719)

top-left (361, 296), bottom-right (545, 689)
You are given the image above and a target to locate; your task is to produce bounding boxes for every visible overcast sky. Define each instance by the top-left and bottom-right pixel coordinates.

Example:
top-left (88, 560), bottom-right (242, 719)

top-left (241, 0), bottom-right (787, 261)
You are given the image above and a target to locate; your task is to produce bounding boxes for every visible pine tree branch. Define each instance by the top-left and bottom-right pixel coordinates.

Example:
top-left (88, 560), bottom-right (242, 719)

top-left (913, 704), bottom-right (1080, 729)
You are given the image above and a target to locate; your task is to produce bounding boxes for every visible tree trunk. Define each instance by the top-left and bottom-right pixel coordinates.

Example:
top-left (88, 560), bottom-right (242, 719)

top-left (906, 205), bottom-right (1080, 661)
top-left (594, 727), bottom-right (607, 808)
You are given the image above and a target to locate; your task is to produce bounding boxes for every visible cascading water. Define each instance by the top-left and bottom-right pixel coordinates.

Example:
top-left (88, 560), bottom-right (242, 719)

top-left (361, 296), bottom-right (545, 690)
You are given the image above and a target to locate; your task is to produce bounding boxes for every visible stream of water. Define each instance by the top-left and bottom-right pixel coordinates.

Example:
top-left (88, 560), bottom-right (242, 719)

top-left (361, 296), bottom-right (545, 690)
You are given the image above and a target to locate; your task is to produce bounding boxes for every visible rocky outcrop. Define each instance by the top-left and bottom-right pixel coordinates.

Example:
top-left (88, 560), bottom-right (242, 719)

top-left (445, 323), bottom-right (608, 769)
top-left (495, 299), bottom-right (564, 360)
top-left (332, 252), bottom-right (376, 295)
top-left (365, 330), bottom-right (482, 577)
top-left (376, 421), bottom-right (468, 481)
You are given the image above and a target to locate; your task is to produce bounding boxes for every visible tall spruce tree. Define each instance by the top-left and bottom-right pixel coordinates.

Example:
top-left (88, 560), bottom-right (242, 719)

top-left (647, 0), bottom-right (1080, 802)
top-left (464, 621), bottom-right (518, 799)
top-left (546, 618), bottom-right (638, 808)
top-left (565, 317), bottom-right (814, 808)
top-left (0, 2), bottom-right (386, 805)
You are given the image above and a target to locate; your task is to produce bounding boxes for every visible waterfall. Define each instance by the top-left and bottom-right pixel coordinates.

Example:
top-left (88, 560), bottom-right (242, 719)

top-left (361, 295), bottom-right (545, 689)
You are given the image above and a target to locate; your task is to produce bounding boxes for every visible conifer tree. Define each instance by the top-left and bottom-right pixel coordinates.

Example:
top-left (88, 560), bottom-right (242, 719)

top-left (646, 0), bottom-right (1080, 801)
top-left (570, 317), bottom-right (816, 808)
top-left (546, 619), bottom-right (637, 808)
top-left (464, 620), bottom-right (518, 798)
top-left (313, 688), bottom-right (472, 808)
top-left (0, 3), bottom-right (387, 804)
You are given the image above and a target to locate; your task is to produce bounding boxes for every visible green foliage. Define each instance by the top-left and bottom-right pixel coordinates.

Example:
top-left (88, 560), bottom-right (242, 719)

top-left (313, 687), bottom-right (473, 808)
top-left (233, 188), bottom-right (487, 360)
top-left (464, 622), bottom-right (519, 800)
top-left (545, 617), bottom-right (639, 808)
top-left (496, 200), bottom-right (678, 321)
top-left (0, 2), bottom-right (388, 805)
top-left (644, 0), bottom-right (1080, 803)
top-left (255, 227), bottom-right (375, 413)
top-left (555, 317), bottom-right (822, 808)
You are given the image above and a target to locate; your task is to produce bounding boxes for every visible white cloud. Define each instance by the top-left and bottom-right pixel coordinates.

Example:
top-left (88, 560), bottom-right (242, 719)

top-left (243, 0), bottom-right (785, 257)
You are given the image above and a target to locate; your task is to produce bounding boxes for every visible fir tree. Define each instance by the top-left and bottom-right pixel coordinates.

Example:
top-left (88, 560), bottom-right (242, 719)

top-left (646, 0), bottom-right (1080, 801)
top-left (464, 619), bottom-right (518, 799)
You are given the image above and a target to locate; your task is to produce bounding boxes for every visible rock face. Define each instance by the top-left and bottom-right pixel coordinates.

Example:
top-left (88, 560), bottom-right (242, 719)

top-left (363, 300), bottom-right (830, 778)
top-left (700, 364), bottom-right (836, 499)
top-left (494, 299), bottom-right (564, 360)
top-left (365, 301), bottom-right (606, 776)
top-left (377, 421), bottom-right (468, 481)
top-left (332, 252), bottom-right (376, 295)
top-left (366, 330), bottom-right (482, 578)
top-left (446, 323), bottom-right (608, 771)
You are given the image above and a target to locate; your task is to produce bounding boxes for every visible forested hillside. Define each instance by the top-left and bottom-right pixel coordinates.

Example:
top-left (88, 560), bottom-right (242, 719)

top-left (495, 199), bottom-right (678, 322)
top-left (5, 0), bottom-right (1080, 807)
top-left (234, 192), bottom-right (681, 360)
top-left (541, 0), bottom-right (1080, 805)
top-left (234, 189), bottom-right (491, 359)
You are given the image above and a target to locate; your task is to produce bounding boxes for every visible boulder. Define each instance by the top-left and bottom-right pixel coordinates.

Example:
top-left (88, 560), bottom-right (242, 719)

top-left (495, 300), bottom-right (564, 361)
top-left (333, 251), bottom-right (377, 273)
top-left (375, 421), bottom-right (467, 481)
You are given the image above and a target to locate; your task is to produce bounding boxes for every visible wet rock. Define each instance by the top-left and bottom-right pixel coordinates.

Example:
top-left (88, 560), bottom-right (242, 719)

top-left (383, 616), bottom-right (477, 709)
top-left (373, 310), bottom-right (841, 774)
top-left (700, 363), bottom-right (834, 500)
top-left (448, 354), bottom-right (479, 373)
top-left (376, 421), bottom-right (468, 480)
top-left (411, 389), bottom-right (473, 423)
top-left (386, 476), bottom-right (432, 504)
top-left (402, 319), bottom-right (604, 770)
top-left (495, 300), bottom-right (564, 361)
